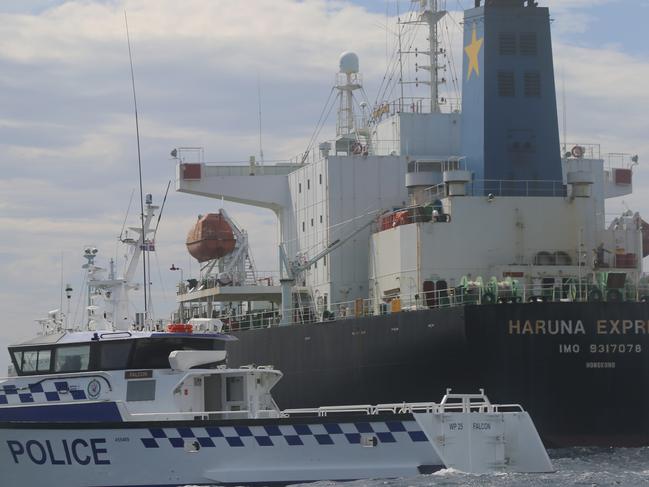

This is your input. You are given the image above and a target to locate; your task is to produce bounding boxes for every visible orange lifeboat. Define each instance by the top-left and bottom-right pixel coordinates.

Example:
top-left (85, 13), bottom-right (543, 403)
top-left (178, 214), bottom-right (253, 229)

top-left (186, 211), bottom-right (236, 262)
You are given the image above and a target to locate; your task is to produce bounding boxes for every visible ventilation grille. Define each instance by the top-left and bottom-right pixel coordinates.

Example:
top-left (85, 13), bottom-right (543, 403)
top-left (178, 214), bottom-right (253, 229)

top-left (498, 71), bottom-right (516, 97)
top-left (524, 71), bottom-right (541, 97)
top-left (519, 32), bottom-right (538, 55)
top-left (499, 32), bottom-right (516, 55)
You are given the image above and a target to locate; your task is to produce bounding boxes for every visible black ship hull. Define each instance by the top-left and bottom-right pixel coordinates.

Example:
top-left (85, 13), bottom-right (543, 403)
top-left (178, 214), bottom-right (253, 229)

top-left (227, 302), bottom-right (649, 447)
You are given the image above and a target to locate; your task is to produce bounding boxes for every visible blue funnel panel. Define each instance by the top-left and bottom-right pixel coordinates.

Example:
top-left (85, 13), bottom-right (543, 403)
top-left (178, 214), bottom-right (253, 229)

top-left (461, 3), bottom-right (562, 195)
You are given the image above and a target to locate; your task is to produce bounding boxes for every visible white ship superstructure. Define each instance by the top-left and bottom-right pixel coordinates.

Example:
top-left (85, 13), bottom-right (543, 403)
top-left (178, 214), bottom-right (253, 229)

top-left (176, 0), bottom-right (643, 323)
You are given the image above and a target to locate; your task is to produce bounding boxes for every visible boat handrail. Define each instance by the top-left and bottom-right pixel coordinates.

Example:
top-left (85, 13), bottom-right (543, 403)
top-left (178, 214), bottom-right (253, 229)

top-left (123, 409), bottom-right (283, 421)
top-left (282, 399), bottom-right (524, 417)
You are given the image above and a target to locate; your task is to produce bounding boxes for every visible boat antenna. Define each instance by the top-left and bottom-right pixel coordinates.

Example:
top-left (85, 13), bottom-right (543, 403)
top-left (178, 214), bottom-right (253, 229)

top-left (153, 180), bottom-right (171, 237)
top-left (562, 68), bottom-right (568, 156)
top-left (59, 251), bottom-right (64, 318)
top-left (118, 188), bottom-right (135, 241)
top-left (124, 10), bottom-right (148, 322)
top-left (257, 70), bottom-right (265, 164)
top-left (397, 1), bottom-right (405, 110)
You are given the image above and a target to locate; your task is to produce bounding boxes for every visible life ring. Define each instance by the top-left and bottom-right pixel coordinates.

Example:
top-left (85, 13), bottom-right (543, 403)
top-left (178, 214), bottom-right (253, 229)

top-left (571, 145), bottom-right (585, 158)
top-left (588, 288), bottom-right (603, 302)
top-left (351, 142), bottom-right (363, 155)
top-left (606, 289), bottom-right (623, 303)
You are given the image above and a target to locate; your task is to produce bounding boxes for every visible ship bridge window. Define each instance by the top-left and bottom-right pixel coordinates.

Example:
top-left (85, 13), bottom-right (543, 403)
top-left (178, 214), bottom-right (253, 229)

top-left (131, 338), bottom-right (225, 369)
top-left (54, 345), bottom-right (90, 373)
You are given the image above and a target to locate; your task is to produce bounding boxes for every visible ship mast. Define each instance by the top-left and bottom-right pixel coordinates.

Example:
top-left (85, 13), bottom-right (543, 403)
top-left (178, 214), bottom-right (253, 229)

top-left (400, 0), bottom-right (447, 112)
top-left (335, 52), bottom-right (362, 137)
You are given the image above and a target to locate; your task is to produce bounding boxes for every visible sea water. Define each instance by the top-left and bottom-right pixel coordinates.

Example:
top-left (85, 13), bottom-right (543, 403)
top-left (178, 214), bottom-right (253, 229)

top-left (184, 447), bottom-right (649, 486)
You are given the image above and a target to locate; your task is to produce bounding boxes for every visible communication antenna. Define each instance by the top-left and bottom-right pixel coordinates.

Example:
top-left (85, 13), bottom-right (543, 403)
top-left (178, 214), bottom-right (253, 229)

top-left (397, 1), bottom-right (405, 109)
top-left (257, 71), bottom-right (265, 164)
top-left (399, 0), bottom-right (448, 112)
top-left (562, 69), bottom-right (568, 156)
top-left (124, 11), bottom-right (149, 323)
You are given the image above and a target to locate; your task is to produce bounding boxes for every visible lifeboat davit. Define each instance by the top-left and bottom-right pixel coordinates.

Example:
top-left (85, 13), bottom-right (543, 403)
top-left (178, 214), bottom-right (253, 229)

top-left (186, 212), bottom-right (236, 262)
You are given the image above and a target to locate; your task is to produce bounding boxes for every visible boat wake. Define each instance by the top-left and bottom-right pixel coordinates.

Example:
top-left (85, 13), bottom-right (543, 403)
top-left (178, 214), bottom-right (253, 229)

top-left (182, 448), bottom-right (649, 487)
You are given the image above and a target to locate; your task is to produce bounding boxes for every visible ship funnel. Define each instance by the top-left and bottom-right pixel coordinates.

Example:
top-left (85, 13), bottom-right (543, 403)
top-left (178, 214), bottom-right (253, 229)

top-left (461, 1), bottom-right (561, 191)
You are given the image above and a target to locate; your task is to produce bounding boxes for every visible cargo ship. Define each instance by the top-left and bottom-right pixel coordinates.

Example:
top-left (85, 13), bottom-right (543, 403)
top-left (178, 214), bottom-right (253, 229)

top-left (171, 0), bottom-right (649, 447)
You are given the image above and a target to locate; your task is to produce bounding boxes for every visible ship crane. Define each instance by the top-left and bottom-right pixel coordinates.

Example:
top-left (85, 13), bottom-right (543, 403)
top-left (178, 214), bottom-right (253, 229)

top-left (279, 217), bottom-right (377, 326)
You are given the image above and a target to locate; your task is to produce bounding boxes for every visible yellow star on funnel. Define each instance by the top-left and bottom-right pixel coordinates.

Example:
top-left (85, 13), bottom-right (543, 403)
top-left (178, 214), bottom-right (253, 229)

top-left (465, 23), bottom-right (484, 80)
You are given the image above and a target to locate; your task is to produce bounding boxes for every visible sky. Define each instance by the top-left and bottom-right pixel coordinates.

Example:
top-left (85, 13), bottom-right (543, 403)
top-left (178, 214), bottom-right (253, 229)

top-left (0, 0), bottom-right (648, 372)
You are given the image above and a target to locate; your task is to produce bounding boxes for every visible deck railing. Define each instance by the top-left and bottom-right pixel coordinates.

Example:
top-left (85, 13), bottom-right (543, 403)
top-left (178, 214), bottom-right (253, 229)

top-left (175, 279), bottom-right (648, 333)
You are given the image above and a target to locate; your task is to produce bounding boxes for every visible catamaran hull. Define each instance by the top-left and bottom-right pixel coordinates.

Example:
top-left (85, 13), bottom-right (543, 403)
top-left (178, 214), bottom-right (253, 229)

top-left (0, 407), bottom-right (552, 486)
top-left (227, 301), bottom-right (649, 447)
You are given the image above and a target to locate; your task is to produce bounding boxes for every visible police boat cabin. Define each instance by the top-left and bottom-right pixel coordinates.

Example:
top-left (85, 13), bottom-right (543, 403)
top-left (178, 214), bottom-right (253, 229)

top-left (2, 321), bottom-right (279, 423)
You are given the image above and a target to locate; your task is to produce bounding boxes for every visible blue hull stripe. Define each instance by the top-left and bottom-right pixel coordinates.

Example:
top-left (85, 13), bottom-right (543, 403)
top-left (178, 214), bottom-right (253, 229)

top-left (0, 402), bottom-right (121, 422)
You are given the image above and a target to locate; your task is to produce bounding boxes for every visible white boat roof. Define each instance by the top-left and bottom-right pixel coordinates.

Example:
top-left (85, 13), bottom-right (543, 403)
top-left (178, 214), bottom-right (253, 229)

top-left (11, 330), bottom-right (237, 348)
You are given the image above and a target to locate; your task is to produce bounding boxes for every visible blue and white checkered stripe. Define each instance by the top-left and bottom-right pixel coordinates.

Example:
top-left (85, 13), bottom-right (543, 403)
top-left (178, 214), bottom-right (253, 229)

top-left (0, 381), bottom-right (87, 405)
top-left (140, 420), bottom-right (428, 449)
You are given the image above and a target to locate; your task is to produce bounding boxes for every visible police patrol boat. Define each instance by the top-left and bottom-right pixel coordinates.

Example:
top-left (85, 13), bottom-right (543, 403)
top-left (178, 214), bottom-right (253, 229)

top-left (0, 193), bottom-right (551, 486)
top-left (0, 328), bottom-right (552, 486)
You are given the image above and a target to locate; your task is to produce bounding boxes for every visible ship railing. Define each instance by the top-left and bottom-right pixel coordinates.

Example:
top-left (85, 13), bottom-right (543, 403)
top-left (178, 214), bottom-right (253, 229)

top-left (177, 270), bottom-right (282, 295)
top-left (184, 280), bottom-right (649, 331)
top-left (605, 152), bottom-right (639, 171)
top-left (199, 161), bottom-right (305, 175)
top-left (426, 179), bottom-right (567, 199)
top-left (561, 142), bottom-right (601, 160)
top-left (370, 97), bottom-right (462, 123)
top-left (124, 409), bottom-right (281, 421)
top-left (282, 401), bottom-right (524, 417)
top-left (561, 143), bottom-right (638, 171)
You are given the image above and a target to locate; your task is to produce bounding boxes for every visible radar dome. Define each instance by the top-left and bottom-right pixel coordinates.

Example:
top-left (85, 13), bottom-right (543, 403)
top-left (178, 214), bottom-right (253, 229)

top-left (339, 51), bottom-right (359, 74)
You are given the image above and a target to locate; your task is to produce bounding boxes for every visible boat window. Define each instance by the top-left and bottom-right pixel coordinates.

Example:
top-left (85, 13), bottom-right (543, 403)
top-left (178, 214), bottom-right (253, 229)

top-left (126, 380), bottom-right (156, 402)
top-left (12, 349), bottom-right (52, 375)
top-left (131, 338), bottom-right (225, 369)
top-left (99, 341), bottom-right (133, 370)
top-left (21, 350), bottom-right (38, 373)
top-left (54, 345), bottom-right (90, 373)
top-left (37, 350), bottom-right (51, 372)
top-left (226, 376), bottom-right (244, 402)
